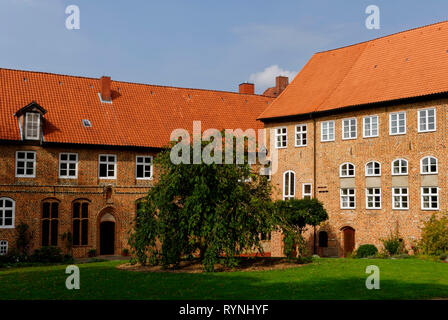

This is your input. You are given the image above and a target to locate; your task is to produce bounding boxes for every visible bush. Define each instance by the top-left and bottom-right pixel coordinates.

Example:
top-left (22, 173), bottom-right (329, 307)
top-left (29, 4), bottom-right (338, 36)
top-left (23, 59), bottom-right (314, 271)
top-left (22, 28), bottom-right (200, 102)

top-left (381, 233), bottom-right (404, 256)
top-left (88, 249), bottom-right (97, 257)
top-left (30, 246), bottom-right (64, 263)
top-left (418, 213), bottom-right (448, 256)
top-left (355, 244), bottom-right (378, 258)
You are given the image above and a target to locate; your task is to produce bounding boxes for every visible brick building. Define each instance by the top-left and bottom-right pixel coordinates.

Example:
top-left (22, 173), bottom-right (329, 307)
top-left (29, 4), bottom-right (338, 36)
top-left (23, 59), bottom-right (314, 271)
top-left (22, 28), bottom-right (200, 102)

top-left (0, 68), bottom-right (273, 257)
top-left (2, 21), bottom-right (448, 259)
top-left (259, 21), bottom-right (448, 257)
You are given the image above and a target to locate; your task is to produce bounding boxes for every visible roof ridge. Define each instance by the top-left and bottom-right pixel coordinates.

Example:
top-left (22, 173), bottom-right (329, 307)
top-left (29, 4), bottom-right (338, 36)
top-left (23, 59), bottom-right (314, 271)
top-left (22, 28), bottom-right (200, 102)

top-left (316, 20), bottom-right (448, 54)
top-left (0, 67), bottom-right (272, 98)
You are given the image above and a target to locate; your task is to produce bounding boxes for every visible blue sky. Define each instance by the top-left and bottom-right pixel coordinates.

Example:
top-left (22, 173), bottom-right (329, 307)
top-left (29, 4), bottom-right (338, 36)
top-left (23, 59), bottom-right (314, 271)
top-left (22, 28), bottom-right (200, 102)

top-left (1, 0), bottom-right (447, 93)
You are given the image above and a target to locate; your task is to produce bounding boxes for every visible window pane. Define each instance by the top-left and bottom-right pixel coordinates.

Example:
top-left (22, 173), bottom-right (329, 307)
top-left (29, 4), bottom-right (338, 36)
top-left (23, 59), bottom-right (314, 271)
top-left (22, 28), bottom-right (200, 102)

top-left (42, 220), bottom-right (49, 246)
top-left (81, 203), bottom-right (89, 218)
top-left (137, 165), bottom-right (144, 178)
top-left (73, 202), bottom-right (80, 218)
top-left (51, 202), bottom-right (59, 219)
top-left (99, 164), bottom-right (107, 177)
top-left (50, 220), bottom-right (58, 246)
top-left (42, 202), bottom-right (50, 219)
top-left (73, 220), bottom-right (80, 246)
top-left (81, 219), bottom-right (88, 245)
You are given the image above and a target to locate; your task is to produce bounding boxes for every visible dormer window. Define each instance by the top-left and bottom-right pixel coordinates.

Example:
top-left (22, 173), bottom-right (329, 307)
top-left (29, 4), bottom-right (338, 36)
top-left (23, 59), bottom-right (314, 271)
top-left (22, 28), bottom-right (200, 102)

top-left (14, 101), bottom-right (47, 142)
top-left (25, 113), bottom-right (40, 140)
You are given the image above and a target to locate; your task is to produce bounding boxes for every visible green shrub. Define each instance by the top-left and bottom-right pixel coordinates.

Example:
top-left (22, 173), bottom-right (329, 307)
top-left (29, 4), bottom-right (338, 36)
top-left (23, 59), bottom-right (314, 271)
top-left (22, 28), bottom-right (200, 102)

top-left (88, 249), bottom-right (97, 257)
top-left (418, 213), bottom-right (448, 256)
top-left (381, 233), bottom-right (404, 256)
top-left (30, 246), bottom-right (64, 263)
top-left (355, 244), bottom-right (378, 258)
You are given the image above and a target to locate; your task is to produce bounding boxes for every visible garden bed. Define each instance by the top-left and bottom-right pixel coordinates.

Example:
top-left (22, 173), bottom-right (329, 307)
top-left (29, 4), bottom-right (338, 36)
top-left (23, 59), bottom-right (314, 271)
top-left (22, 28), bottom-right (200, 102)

top-left (117, 257), bottom-right (311, 273)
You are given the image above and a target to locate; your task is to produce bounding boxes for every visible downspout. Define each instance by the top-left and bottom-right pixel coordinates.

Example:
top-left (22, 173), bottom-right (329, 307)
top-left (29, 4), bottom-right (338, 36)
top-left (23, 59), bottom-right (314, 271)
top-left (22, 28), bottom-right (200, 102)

top-left (313, 115), bottom-right (317, 255)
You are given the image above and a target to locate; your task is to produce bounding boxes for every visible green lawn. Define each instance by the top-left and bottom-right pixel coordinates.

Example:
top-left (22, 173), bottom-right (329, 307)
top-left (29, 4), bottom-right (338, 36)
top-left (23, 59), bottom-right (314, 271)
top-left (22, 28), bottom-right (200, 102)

top-left (0, 258), bottom-right (447, 300)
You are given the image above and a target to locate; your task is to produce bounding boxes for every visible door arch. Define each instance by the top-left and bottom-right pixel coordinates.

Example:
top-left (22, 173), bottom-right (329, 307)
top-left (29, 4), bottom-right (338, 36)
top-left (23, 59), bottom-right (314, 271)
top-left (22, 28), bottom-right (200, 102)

top-left (99, 212), bottom-right (116, 255)
top-left (341, 226), bottom-right (355, 257)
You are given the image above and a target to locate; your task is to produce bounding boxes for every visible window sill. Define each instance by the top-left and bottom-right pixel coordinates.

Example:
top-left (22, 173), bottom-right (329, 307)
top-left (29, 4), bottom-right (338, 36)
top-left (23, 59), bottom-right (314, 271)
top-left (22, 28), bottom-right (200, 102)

top-left (418, 130), bottom-right (436, 133)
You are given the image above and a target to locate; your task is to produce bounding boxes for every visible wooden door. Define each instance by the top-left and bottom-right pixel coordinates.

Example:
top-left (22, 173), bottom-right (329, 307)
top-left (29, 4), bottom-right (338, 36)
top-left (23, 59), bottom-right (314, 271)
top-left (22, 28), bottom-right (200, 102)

top-left (343, 227), bottom-right (355, 256)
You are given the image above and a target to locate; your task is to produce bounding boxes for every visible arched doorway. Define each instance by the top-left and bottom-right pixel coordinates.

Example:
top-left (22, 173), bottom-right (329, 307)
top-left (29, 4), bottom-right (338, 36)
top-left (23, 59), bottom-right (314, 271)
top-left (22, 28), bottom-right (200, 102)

top-left (100, 213), bottom-right (115, 255)
top-left (341, 226), bottom-right (355, 257)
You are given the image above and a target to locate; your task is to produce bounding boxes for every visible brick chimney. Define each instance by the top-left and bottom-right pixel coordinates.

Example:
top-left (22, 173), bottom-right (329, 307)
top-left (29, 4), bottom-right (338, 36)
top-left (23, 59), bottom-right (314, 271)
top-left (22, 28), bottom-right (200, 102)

top-left (275, 76), bottom-right (289, 94)
top-left (100, 76), bottom-right (112, 102)
top-left (239, 82), bottom-right (254, 95)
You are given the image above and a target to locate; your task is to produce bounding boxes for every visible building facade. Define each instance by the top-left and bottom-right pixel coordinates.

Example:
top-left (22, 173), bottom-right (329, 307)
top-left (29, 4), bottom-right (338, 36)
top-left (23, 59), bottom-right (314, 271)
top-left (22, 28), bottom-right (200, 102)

top-left (260, 21), bottom-right (448, 257)
top-left (2, 21), bottom-right (448, 259)
top-left (0, 69), bottom-right (273, 257)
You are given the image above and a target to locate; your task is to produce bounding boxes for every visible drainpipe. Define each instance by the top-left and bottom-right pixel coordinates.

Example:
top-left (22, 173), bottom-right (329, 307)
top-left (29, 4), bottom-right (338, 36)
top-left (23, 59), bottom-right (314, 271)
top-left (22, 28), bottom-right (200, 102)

top-left (313, 116), bottom-right (317, 255)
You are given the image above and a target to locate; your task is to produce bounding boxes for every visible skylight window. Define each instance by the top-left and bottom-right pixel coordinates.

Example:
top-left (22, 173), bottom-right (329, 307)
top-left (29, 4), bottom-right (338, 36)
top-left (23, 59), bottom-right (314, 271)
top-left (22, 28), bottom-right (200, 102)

top-left (82, 119), bottom-right (92, 127)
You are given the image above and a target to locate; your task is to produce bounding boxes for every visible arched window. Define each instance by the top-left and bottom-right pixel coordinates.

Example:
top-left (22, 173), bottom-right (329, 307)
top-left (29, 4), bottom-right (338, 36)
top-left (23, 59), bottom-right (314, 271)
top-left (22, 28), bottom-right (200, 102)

top-left (73, 200), bottom-right (89, 246)
top-left (365, 161), bottom-right (381, 176)
top-left (421, 156), bottom-right (437, 174)
top-left (0, 198), bottom-right (15, 228)
top-left (0, 240), bottom-right (8, 255)
top-left (340, 163), bottom-right (355, 177)
top-left (283, 171), bottom-right (295, 200)
top-left (392, 159), bottom-right (408, 175)
top-left (318, 231), bottom-right (328, 247)
top-left (42, 199), bottom-right (59, 246)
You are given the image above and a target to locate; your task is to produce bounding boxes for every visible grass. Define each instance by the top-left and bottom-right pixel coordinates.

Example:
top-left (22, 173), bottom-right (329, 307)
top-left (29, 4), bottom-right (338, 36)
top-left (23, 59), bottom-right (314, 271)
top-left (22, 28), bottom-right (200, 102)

top-left (0, 258), bottom-right (447, 300)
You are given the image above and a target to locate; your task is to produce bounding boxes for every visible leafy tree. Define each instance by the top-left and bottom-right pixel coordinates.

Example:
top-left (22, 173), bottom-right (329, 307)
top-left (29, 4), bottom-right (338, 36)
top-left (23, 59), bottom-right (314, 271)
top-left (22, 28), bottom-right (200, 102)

top-left (276, 198), bottom-right (328, 258)
top-left (129, 135), bottom-right (275, 272)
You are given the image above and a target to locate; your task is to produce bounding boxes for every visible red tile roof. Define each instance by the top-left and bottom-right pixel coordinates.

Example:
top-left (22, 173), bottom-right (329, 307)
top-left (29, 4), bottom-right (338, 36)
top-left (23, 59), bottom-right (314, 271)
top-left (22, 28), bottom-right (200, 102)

top-left (0, 68), bottom-right (273, 148)
top-left (259, 21), bottom-right (448, 120)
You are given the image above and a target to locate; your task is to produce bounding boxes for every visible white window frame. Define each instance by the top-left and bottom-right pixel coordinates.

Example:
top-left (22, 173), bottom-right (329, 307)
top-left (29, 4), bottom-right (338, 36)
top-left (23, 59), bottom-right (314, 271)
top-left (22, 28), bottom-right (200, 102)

top-left (15, 151), bottom-right (36, 178)
top-left (136, 156), bottom-right (153, 180)
top-left (421, 187), bottom-right (439, 210)
top-left (389, 112), bottom-right (406, 135)
top-left (418, 108), bottom-right (436, 133)
top-left (302, 183), bottom-right (312, 199)
top-left (366, 188), bottom-right (381, 209)
top-left (0, 198), bottom-right (15, 229)
top-left (283, 170), bottom-right (295, 200)
top-left (340, 188), bottom-right (355, 209)
top-left (295, 124), bottom-right (307, 147)
top-left (59, 153), bottom-right (78, 179)
top-left (25, 112), bottom-right (40, 140)
top-left (363, 115), bottom-right (379, 138)
top-left (275, 127), bottom-right (287, 149)
top-left (321, 121), bottom-right (335, 142)
top-left (340, 162), bottom-right (355, 178)
top-left (365, 161), bottom-right (381, 177)
top-left (98, 154), bottom-right (117, 179)
top-left (420, 156), bottom-right (438, 175)
top-left (392, 187), bottom-right (409, 210)
top-left (391, 158), bottom-right (408, 176)
top-left (0, 240), bottom-right (7, 255)
top-left (342, 118), bottom-right (357, 140)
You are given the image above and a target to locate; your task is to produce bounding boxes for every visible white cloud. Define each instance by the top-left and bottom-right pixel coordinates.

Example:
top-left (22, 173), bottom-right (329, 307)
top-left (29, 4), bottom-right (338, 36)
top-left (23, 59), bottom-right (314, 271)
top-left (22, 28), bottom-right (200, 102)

top-left (249, 65), bottom-right (297, 93)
